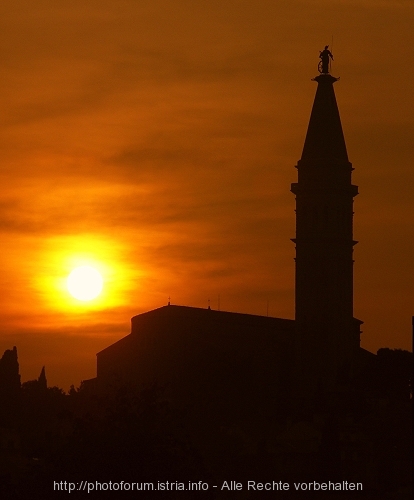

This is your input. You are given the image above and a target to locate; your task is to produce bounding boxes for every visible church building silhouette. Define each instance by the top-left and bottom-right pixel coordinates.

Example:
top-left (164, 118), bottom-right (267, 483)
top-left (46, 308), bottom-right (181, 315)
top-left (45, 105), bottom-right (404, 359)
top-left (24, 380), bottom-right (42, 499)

top-left (94, 54), bottom-right (374, 409)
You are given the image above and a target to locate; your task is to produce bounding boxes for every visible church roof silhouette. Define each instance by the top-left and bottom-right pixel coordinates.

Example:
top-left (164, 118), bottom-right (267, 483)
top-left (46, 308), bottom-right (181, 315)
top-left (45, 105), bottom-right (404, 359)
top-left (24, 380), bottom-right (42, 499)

top-left (97, 304), bottom-right (295, 405)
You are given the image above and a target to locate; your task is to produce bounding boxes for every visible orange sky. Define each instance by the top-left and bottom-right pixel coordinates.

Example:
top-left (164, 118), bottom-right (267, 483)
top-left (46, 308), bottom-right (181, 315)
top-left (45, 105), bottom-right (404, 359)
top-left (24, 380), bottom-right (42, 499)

top-left (1, 0), bottom-right (413, 390)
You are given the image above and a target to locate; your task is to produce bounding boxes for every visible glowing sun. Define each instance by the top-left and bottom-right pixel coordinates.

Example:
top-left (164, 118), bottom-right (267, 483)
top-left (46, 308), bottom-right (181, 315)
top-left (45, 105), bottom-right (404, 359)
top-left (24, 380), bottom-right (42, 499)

top-left (67, 265), bottom-right (104, 301)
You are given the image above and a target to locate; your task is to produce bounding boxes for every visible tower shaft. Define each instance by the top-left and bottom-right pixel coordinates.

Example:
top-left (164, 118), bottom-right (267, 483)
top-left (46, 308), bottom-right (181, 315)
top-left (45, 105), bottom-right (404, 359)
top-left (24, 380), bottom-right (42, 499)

top-left (292, 74), bottom-right (360, 395)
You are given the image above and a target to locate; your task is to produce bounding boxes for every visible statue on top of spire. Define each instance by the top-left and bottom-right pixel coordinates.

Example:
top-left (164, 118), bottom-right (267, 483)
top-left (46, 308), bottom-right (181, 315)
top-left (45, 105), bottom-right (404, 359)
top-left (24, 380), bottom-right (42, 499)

top-left (318, 45), bottom-right (334, 74)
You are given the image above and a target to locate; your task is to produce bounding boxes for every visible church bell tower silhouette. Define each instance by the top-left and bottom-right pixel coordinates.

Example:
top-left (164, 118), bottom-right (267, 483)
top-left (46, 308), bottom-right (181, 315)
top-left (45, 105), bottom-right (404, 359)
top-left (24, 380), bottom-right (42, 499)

top-left (291, 51), bottom-right (361, 397)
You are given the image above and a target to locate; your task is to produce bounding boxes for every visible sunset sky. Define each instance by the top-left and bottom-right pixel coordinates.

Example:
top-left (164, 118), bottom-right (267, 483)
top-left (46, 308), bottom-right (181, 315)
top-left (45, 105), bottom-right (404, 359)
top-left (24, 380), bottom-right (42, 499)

top-left (1, 0), bottom-right (413, 389)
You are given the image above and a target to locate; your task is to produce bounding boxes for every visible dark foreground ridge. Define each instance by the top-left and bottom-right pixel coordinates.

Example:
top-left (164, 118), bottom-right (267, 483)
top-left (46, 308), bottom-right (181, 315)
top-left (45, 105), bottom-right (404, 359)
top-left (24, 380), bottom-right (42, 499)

top-left (0, 344), bottom-right (412, 499)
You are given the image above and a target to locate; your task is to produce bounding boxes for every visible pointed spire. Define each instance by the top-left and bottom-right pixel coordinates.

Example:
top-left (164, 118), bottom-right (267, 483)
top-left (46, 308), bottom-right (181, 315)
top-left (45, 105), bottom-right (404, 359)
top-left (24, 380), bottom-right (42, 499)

top-left (38, 366), bottom-right (47, 390)
top-left (301, 74), bottom-right (348, 163)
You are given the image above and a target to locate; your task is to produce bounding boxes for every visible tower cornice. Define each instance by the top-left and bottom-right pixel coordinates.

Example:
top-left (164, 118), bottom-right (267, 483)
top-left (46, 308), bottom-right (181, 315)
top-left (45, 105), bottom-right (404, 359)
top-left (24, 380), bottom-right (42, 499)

top-left (312, 74), bottom-right (339, 84)
top-left (291, 182), bottom-right (358, 197)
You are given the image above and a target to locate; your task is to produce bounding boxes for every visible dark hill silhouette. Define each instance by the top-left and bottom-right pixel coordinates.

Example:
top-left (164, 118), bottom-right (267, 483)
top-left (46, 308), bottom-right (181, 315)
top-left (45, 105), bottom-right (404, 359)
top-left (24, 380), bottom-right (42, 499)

top-left (0, 345), bottom-right (412, 498)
